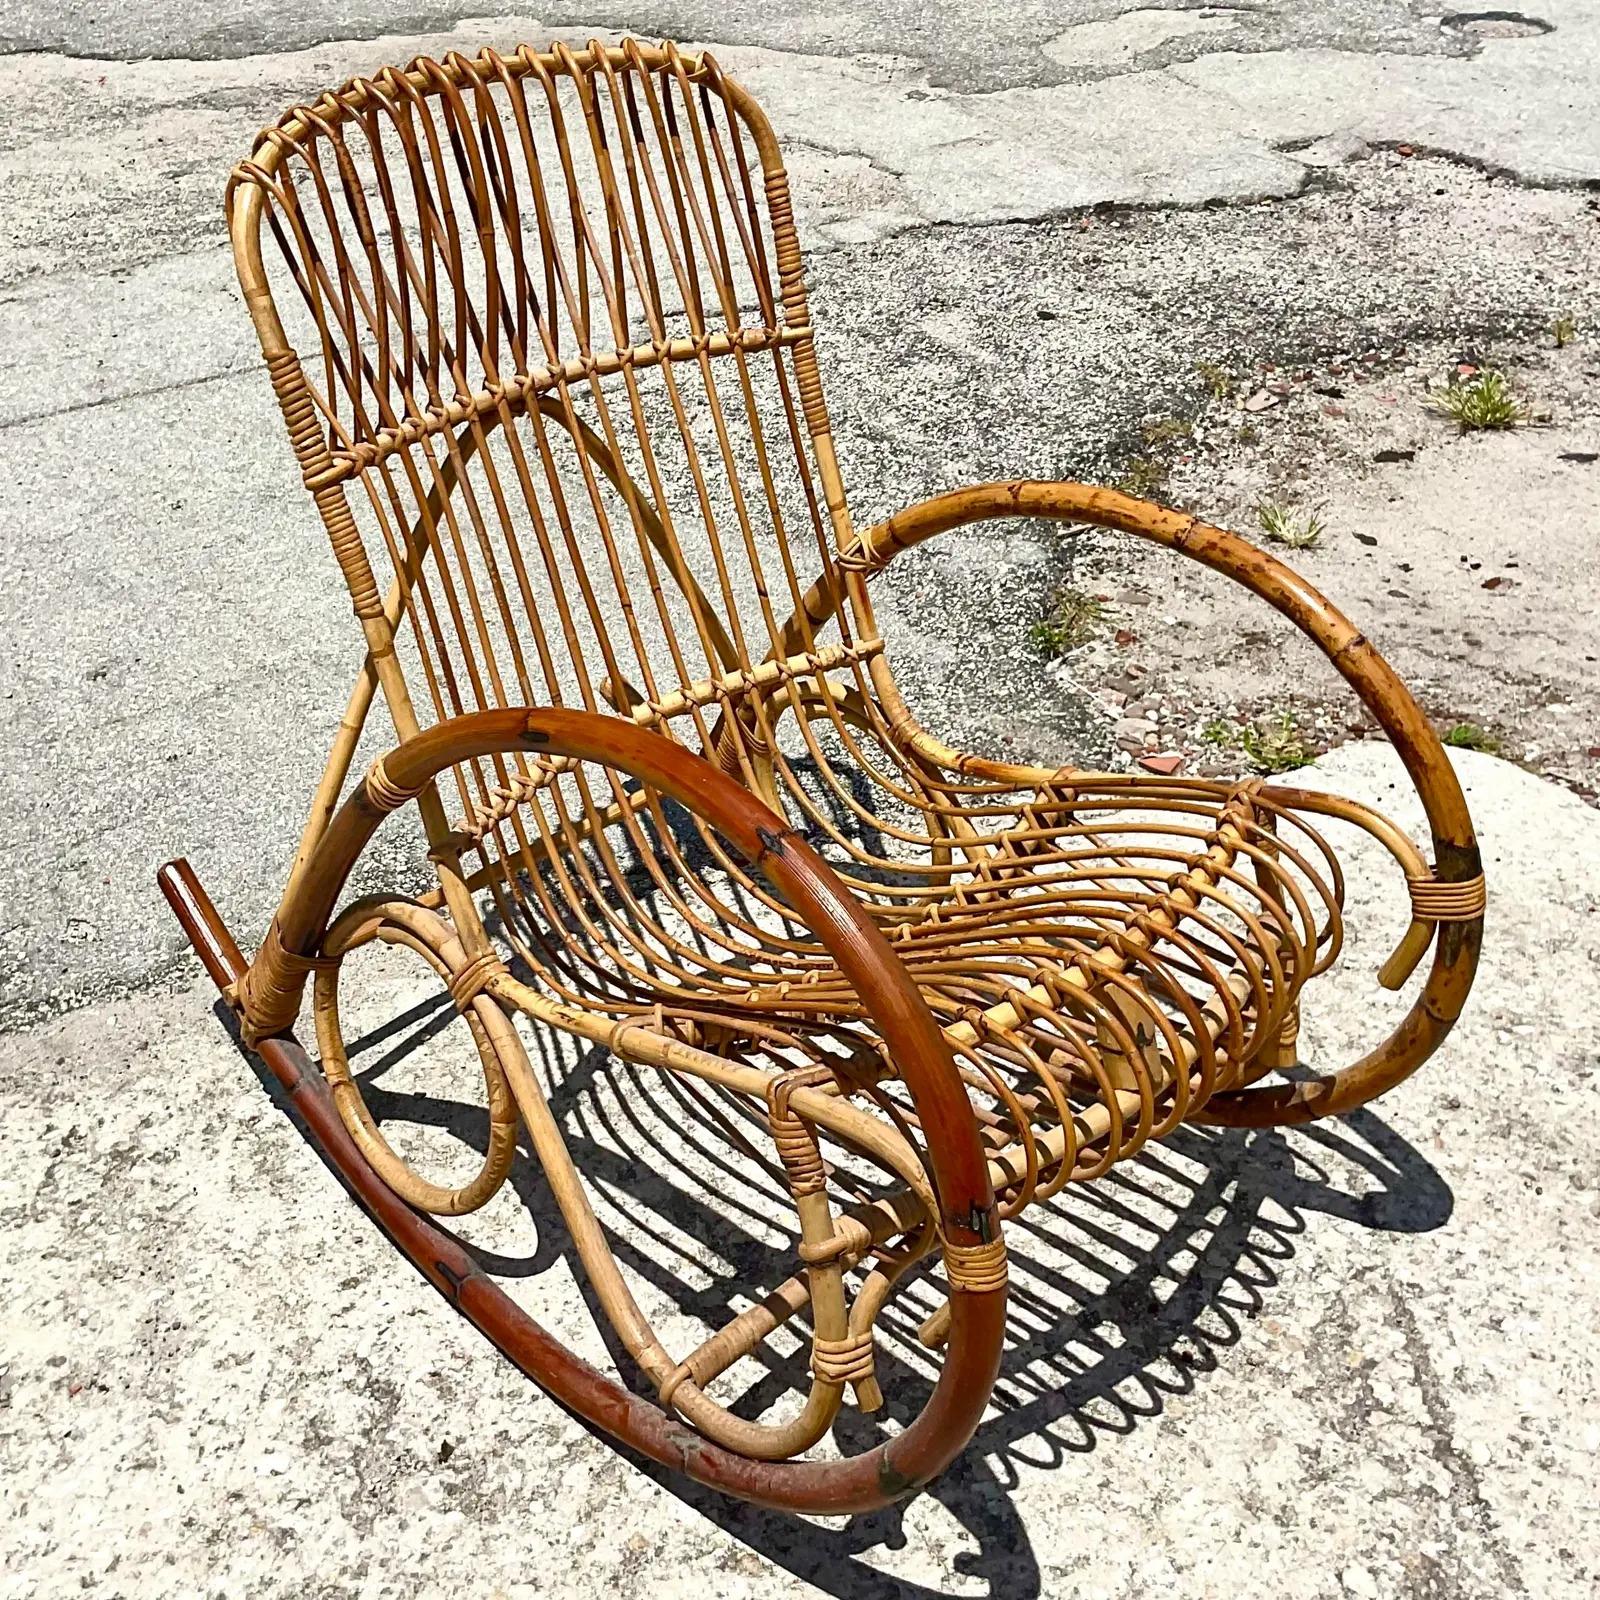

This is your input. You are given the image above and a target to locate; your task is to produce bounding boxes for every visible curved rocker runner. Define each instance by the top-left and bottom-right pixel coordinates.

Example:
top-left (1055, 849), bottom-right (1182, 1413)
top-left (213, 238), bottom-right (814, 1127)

top-left (160, 37), bottom-right (1483, 1514)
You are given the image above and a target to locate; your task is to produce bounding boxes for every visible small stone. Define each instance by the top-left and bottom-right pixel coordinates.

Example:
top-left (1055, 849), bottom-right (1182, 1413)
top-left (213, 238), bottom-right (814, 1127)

top-left (1243, 388), bottom-right (1279, 413)
top-left (1342, 1564), bottom-right (1379, 1598)
top-left (1137, 752), bottom-right (1185, 775)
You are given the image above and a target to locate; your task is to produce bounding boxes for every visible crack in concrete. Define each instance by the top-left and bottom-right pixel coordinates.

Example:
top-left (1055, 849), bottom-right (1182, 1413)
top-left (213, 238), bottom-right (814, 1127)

top-left (0, 364), bottom-right (251, 432)
top-left (1387, 1284), bottom-right (1529, 1594)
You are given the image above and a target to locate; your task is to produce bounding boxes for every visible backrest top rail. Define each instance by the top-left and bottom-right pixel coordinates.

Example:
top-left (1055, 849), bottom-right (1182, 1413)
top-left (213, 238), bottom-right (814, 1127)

top-left (237, 41), bottom-right (714, 178)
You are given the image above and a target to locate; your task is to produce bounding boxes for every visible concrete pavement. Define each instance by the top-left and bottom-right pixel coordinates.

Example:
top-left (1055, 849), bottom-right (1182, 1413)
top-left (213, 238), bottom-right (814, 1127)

top-left (2, 5), bottom-right (1598, 1596)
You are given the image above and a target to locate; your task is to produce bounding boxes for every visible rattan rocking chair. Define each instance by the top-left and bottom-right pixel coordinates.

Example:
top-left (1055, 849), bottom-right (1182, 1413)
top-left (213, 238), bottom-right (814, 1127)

top-left (159, 38), bottom-right (1484, 1514)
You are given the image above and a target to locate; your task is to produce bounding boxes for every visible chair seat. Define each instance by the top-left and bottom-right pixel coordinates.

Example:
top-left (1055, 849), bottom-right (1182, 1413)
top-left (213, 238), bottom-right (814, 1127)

top-left (703, 771), bottom-right (1347, 1207)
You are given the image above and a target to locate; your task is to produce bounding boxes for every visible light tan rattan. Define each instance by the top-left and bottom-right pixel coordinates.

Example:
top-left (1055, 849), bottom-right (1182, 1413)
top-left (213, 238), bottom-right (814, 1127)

top-left (160, 37), bottom-right (1483, 1514)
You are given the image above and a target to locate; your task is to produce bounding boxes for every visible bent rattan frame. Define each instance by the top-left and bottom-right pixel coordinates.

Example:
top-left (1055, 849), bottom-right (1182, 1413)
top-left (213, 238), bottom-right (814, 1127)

top-left (161, 37), bottom-right (1483, 1514)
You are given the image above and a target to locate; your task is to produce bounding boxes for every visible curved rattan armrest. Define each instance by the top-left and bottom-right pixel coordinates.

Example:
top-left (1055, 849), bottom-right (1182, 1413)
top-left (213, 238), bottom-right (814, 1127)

top-left (242, 706), bottom-right (1005, 1501)
top-left (839, 480), bottom-right (1483, 1125)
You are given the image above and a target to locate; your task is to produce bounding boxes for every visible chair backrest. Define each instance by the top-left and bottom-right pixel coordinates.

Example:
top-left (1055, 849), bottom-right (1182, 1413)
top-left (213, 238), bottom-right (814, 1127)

top-left (228, 40), bottom-right (860, 760)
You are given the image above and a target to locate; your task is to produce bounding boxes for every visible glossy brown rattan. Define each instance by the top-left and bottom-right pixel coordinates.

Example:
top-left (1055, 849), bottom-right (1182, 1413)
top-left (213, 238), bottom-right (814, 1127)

top-left (160, 38), bottom-right (1483, 1513)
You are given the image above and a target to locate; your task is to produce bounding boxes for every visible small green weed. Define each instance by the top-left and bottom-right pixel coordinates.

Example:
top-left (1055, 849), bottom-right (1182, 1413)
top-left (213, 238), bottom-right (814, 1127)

top-left (1426, 370), bottom-right (1525, 431)
top-left (1256, 500), bottom-right (1325, 550)
top-left (1029, 587), bottom-right (1108, 655)
top-left (1443, 721), bottom-right (1501, 754)
top-left (1552, 314), bottom-right (1576, 349)
top-left (1205, 710), bottom-right (1317, 774)
top-left (1114, 455), bottom-right (1169, 498)
top-left (1141, 415), bottom-right (1194, 447)
top-left (1196, 361), bottom-right (1236, 400)
top-left (1241, 710), bottom-right (1317, 774)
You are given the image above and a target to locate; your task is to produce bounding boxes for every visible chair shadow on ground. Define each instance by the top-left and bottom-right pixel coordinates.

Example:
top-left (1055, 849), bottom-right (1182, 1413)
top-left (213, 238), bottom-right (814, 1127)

top-left (235, 988), bottom-right (1452, 1600)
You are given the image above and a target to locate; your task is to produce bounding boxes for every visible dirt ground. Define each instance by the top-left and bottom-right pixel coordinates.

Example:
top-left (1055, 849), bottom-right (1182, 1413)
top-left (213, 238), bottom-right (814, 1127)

top-left (1069, 332), bottom-right (1600, 798)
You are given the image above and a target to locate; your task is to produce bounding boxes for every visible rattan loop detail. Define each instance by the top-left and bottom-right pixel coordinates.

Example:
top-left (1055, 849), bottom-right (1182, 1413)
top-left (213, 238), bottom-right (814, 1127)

top-left (364, 758), bottom-right (426, 813)
top-left (1408, 873), bottom-right (1487, 921)
top-left (767, 1070), bottom-right (831, 1198)
top-left (262, 351), bottom-right (383, 618)
top-left (447, 951), bottom-right (505, 1009)
top-left (234, 919), bottom-right (334, 1044)
top-left (944, 1238), bottom-right (1009, 1295)
top-left (657, 1363), bottom-right (692, 1413)
top-left (811, 1332), bottom-right (877, 1386)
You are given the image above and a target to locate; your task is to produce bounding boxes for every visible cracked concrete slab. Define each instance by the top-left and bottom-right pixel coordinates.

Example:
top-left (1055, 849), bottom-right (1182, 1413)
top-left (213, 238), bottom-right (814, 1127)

top-left (3, 745), bottom-right (1597, 1597)
top-left (5, 5), bottom-right (1597, 288)
top-left (2, 5), bottom-right (1598, 1594)
top-left (0, 2), bottom-right (1488, 88)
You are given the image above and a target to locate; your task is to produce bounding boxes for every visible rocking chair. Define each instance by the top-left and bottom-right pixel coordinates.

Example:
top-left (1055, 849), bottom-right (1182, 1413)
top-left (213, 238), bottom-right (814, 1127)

top-left (159, 38), bottom-right (1484, 1514)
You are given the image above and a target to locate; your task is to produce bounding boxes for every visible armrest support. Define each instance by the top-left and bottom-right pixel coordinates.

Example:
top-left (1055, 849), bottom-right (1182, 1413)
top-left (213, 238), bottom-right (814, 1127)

top-left (242, 706), bottom-right (1006, 1492)
top-left (842, 481), bottom-right (1483, 1124)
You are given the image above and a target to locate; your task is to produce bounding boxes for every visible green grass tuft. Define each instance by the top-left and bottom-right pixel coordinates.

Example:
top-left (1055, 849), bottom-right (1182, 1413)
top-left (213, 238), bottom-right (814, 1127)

top-left (1256, 500), bottom-right (1325, 551)
top-left (1113, 455), bottom-right (1169, 498)
top-left (1552, 314), bottom-right (1576, 349)
top-left (1029, 587), bottom-right (1108, 656)
top-left (1442, 722), bottom-right (1501, 754)
top-left (1141, 415), bottom-right (1194, 447)
top-left (1426, 370), bottom-right (1525, 431)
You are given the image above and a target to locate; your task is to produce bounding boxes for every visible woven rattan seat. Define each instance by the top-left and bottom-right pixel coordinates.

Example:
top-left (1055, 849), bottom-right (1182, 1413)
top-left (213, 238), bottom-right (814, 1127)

top-left (162, 38), bottom-right (1483, 1512)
